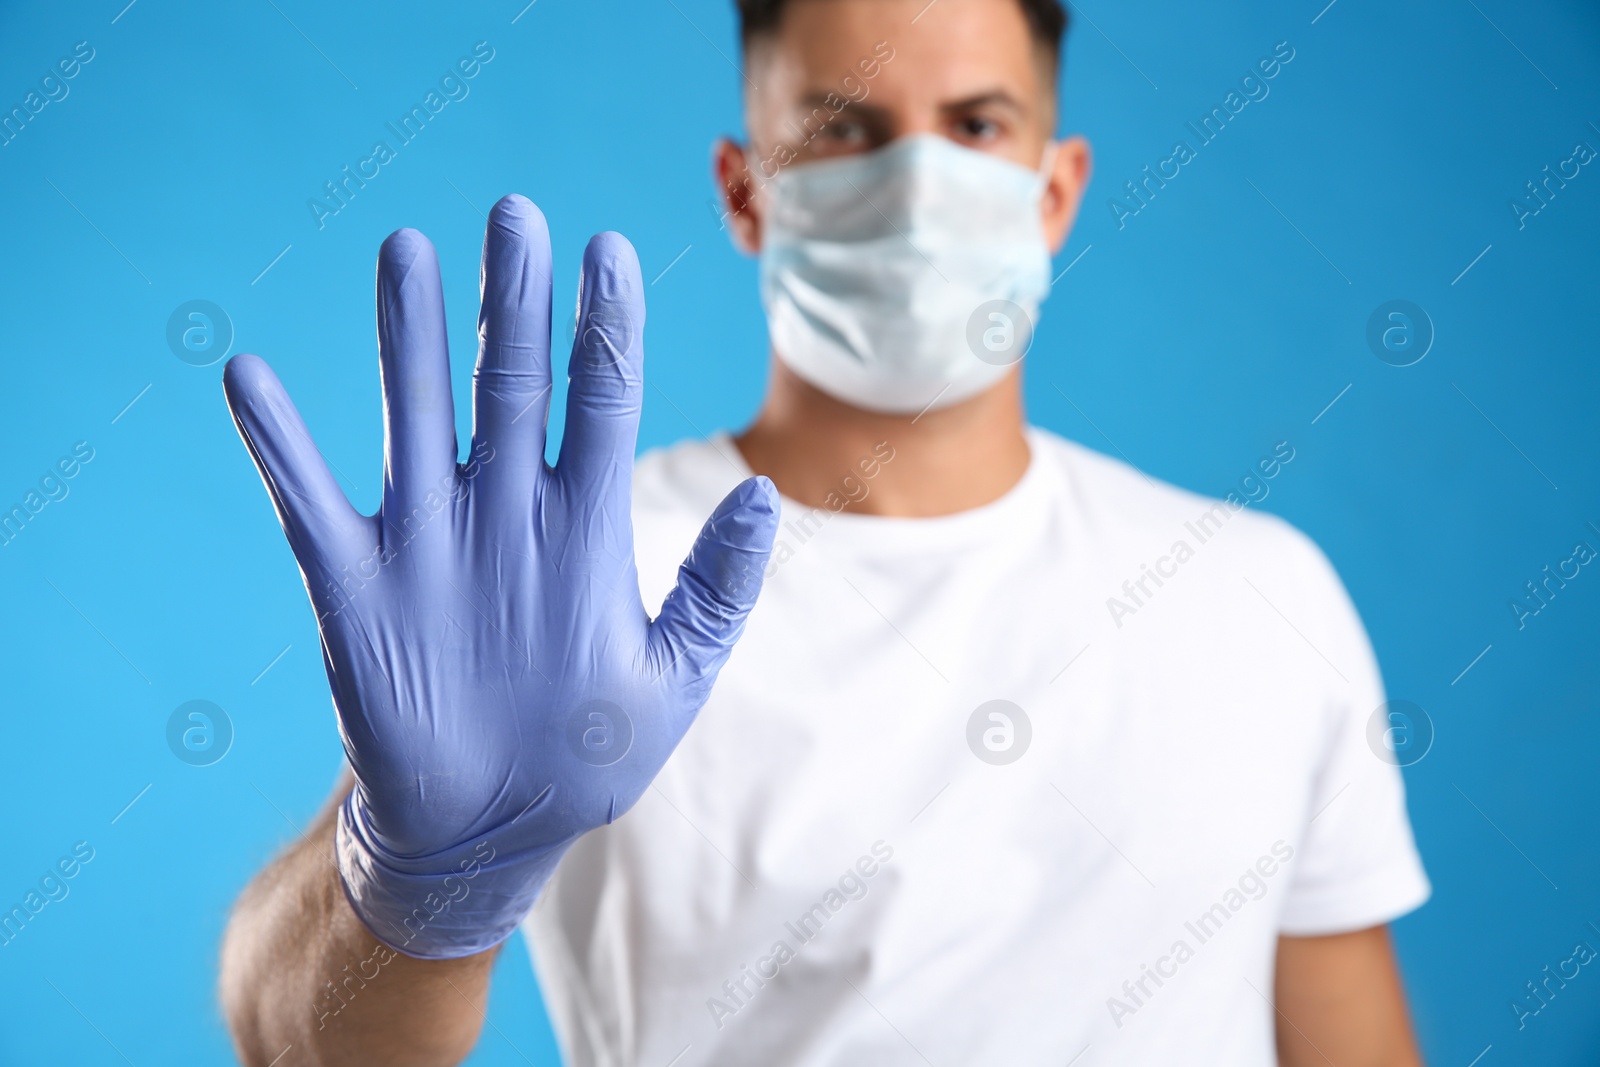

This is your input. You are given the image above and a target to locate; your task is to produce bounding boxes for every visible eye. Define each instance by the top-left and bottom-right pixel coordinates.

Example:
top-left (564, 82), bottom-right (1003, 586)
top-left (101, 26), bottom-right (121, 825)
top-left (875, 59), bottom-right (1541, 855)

top-left (800, 116), bottom-right (873, 159)
top-left (818, 118), bottom-right (869, 145)
top-left (953, 115), bottom-right (1003, 143)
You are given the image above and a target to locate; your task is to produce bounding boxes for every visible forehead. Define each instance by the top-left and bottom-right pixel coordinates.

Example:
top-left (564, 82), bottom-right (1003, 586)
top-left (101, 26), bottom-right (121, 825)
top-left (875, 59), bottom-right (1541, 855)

top-left (745, 0), bottom-right (1042, 103)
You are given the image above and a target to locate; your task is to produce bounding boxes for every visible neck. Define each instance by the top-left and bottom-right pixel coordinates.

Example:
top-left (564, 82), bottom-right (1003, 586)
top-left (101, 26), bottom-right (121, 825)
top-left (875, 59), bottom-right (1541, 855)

top-left (733, 357), bottom-right (1032, 518)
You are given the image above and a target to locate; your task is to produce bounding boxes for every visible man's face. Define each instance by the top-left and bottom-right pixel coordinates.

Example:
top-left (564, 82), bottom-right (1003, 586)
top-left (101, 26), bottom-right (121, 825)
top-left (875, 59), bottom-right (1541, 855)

top-left (717, 0), bottom-right (1090, 254)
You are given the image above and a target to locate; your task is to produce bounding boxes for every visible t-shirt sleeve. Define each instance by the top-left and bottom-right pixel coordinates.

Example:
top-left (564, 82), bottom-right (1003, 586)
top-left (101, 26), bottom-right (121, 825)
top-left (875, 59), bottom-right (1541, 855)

top-left (1276, 534), bottom-right (1431, 936)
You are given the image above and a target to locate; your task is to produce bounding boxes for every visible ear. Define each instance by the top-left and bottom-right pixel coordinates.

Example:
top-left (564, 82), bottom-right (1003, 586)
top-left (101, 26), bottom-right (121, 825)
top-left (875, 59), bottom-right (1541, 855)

top-left (713, 137), bottom-right (764, 255)
top-left (1040, 135), bottom-right (1092, 255)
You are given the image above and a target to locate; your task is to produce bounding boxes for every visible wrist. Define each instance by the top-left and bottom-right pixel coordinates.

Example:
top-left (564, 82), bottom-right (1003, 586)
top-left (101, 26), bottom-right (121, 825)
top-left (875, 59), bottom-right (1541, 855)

top-left (334, 792), bottom-right (572, 960)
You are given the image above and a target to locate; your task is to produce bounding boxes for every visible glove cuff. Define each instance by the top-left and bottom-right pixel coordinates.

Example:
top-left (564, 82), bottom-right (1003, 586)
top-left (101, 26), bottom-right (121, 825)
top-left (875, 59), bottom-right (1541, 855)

top-left (335, 793), bottom-right (571, 960)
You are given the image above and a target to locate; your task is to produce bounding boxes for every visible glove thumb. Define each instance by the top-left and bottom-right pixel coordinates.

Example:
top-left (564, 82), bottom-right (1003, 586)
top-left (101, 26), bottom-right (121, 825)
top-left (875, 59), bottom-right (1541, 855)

top-left (648, 475), bottom-right (779, 719)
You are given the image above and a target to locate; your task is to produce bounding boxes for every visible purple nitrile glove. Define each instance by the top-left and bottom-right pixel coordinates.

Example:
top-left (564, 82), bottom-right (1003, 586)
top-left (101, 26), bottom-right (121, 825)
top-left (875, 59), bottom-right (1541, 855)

top-left (224, 194), bottom-right (778, 958)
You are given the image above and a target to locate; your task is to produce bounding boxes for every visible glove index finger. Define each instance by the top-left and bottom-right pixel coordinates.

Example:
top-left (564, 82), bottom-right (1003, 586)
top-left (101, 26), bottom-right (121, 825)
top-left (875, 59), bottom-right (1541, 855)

top-left (224, 353), bottom-right (369, 569)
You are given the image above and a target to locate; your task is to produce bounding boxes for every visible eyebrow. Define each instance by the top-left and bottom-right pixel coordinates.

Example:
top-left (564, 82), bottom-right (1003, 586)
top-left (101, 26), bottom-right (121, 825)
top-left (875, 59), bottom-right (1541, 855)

top-left (796, 91), bottom-right (880, 113)
top-left (793, 88), bottom-right (1027, 116)
top-left (939, 90), bottom-right (1026, 115)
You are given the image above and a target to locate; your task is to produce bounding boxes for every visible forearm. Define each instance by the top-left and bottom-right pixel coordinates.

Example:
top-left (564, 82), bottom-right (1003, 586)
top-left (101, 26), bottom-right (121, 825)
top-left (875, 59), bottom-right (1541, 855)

top-left (220, 784), bottom-right (496, 1067)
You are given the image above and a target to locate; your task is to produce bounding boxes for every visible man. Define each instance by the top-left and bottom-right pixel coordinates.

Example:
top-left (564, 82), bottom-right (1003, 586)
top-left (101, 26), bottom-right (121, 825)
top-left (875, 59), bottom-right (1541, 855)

top-left (219, 0), bottom-right (1430, 1063)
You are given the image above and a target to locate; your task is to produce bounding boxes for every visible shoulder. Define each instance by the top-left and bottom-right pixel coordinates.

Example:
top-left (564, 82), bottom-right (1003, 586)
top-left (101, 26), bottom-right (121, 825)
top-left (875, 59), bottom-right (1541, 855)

top-left (1031, 427), bottom-right (1356, 629)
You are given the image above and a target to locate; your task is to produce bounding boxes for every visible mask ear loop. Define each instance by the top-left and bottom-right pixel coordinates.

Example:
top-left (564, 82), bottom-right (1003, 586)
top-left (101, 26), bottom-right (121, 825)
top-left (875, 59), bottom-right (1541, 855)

top-left (1035, 140), bottom-right (1061, 196)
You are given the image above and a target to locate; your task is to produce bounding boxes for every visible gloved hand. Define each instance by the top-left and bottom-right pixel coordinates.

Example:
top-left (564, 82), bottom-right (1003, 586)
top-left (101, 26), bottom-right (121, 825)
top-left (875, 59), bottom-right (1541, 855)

top-left (223, 195), bottom-right (779, 959)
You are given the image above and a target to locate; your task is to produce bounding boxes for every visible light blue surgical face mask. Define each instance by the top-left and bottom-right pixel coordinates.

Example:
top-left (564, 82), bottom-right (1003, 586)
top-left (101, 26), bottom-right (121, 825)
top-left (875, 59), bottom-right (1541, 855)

top-left (756, 134), bottom-right (1055, 414)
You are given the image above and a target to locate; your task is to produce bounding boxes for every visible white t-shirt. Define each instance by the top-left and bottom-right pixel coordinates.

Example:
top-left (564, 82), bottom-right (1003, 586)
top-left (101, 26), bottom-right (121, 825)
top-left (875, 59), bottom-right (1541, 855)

top-left (524, 427), bottom-right (1428, 1066)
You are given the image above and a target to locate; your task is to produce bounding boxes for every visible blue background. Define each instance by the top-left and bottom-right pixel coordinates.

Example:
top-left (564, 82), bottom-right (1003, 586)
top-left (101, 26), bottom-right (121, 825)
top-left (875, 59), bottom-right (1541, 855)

top-left (1, 0), bottom-right (1597, 1062)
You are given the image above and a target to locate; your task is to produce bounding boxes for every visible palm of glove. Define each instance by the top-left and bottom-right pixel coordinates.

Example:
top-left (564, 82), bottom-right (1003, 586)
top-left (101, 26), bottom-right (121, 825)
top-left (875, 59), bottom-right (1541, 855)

top-left (224, 197), bottom-right (776, 955)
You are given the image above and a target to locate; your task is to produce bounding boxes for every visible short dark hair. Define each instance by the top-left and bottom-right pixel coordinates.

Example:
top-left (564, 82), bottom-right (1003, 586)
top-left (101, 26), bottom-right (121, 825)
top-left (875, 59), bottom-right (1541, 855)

top-left (736, 0), bottom-right (1069, 65)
